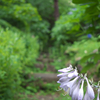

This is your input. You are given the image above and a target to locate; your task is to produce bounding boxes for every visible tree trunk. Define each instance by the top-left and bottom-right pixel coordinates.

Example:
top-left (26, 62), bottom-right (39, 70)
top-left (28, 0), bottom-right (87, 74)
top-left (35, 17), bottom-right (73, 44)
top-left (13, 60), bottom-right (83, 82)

top-left (54, 0), bottom-right (59, 20)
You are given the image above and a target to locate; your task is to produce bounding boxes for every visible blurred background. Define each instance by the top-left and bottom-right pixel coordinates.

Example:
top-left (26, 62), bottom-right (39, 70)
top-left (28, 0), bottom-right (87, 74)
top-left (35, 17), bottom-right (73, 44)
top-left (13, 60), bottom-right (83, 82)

top-left (0, 0), bottom-right (100, 100)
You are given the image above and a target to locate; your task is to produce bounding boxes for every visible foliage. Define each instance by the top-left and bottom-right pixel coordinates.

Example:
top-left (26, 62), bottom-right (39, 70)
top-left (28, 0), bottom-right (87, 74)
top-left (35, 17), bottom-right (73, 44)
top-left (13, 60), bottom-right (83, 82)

top-left (51, 5), bottom-right (87, 46)
top-left (0, 28), bottom-right (22, 99)
top-left (26, 0), bottom-right (54, 23)
top-left (49, 45), bottom-right (68, 70)
top-left (66, 37), bottom-right (100, 72)
top-left (66, 37), bottom-right (100, 59)
top-left (0, 0), bottom-right (41, 31)
top-left (0, 19), bottom-right (21, 32)
top-left (50, 0), bottom-right (100, 77)
top-left (72, 0), bottom-right (100, 34)
top-left (23, 34), bottom-right (39, 67)
top-left (52, 0), bottom-right (100, 46)
top-left (27, 0), bottom-right (74, 26)
top-left (50, 36), bottom-right (100, 75)
top-left (30, 20), bottom-right (50, 50)
top-left (0, 0), bottom-right (50, 49)
top-left (0, 0), bottom-right (25, 5)
top-left (54, 94), bottom-right (71, 100)
top-left (0, 27), bottom-right (39, 99)
top-left (59, 0), bottom-right (75, 15)
top-left (0, 0), bottom-right (100, 99)
top-left (71, 0), bottom-right (100, 74)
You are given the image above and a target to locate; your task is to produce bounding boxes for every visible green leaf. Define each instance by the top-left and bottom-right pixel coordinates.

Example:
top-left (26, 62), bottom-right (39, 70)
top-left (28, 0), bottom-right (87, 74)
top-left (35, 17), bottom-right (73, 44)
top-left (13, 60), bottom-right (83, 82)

top-left (70, 18), bottom-right (80, 23)
top-left (81, 63), bottom-right (95, 73)
top-left (85, 3), bottom-right (99, 15)
top-left (71, 24), bottom-right (80, 31)
top-left (80, 54), bottom-right (93, 63)
top-left (93, 54), bottom-right (100, 63)
top-left (72, 0), bottom-right (97, 4)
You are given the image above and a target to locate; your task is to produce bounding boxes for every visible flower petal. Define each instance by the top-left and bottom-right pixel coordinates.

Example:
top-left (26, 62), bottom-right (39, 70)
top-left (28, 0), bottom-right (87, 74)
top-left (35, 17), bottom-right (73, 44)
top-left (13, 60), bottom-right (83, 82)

top-left (69, 81), bottom-right (78, 96)
top-left (57, 73), bottom-right (68, 77)
top-left (86, 78), bottom-right (95, 99)
top-left (72, 80), bottom-right (81, 100)
top-left (58, 65), bottom-right (73, 73)
top-left (60, 78), bottom-right (71, 88)
top-left (68, 69), bottom-right (78, 78)
top-left (83, 91), bottom-right (91, 100)
top-left (78, 80), bottom-right (84, 100)
top-left (58, 76), bottom-right (69, 83)
top-left (61, 85), bottom-right (69, 92)
top-left (97, 88), bottom-right (100, 100)
top-left (67, 76), bottom-right (79, 88)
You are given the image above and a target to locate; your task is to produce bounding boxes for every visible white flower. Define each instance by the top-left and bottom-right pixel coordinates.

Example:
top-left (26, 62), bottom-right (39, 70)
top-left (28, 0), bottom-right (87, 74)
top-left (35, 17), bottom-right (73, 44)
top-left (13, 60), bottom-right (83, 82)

top-left (61, 84), bottom-right (69, 92)
top-left (57, 76), bottom-right (71, 91)
top-left (57, 76), bottom-right (69, 83)
top-left (84, 77), bottom-right (95, 100)
top-left (78, 80), bottom-right (84, 100)
top-left (59, 78), bottom-right (71, 90)
top-left (86, 78), bottom-right (95, 99)
top-left (83, 91), bottom-right (92, 100)
top-left (72, 79), bottom-right (82, 100)
top-left (57, 65), bottom-right (78, 79)
top-left (69, 79), bottom-right (78, 97)
top-left (59, 78), bottom-right (70, 87)
top-left (58, 78), bottom-right (70, 92)
top-left (58, 65), bottom-right (73, 73)
top-left (57, 65), bottom-right (78, 86)
top-left (59, 76), bottom-right (79, 94)
top-left (97, 88), bottom-right (100, 100)
top-left (68, 69), bottom-right (78, 78)
top-left (57, 65), bottom-right (79, 93)
top-left (57, 73), bottom-right (68, 77)
top-left (57, 65), bottom-right (97, 100)
top-left (66, 76), bottom-right (79, 88)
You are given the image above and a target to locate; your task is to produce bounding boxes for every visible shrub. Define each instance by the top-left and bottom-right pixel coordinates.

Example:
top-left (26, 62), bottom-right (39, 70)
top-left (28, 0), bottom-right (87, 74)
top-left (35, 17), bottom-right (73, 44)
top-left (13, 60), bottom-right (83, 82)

top-left (0, 27), bottom-right (39, 99)
top-left (22, 34), bottom-right (39, 67)
top-left (0, 28), bottom-right (23, 99)
top-left (0, 0), bottom-right (50, 49)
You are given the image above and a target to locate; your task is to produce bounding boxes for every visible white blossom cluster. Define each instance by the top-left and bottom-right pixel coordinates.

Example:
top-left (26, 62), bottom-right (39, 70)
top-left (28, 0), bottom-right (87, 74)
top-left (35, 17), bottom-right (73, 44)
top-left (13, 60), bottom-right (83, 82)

top-left (57, 65), bottom-right (100, 100)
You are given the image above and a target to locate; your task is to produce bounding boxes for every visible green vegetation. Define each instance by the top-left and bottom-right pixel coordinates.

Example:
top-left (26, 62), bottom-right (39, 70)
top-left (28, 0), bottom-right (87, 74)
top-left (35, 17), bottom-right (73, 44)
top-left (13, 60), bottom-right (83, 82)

top-left (0, 0), bottom-right (100, 99)
top-left (0, 27), bottom-right (39, 99)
